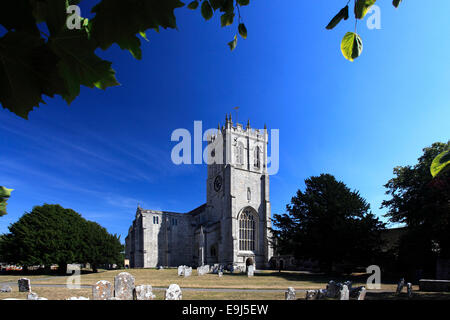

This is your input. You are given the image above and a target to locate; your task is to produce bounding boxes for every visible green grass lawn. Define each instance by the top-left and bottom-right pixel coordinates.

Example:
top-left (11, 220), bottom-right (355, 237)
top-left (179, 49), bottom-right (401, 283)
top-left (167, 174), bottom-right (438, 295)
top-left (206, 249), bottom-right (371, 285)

top-left (2, 268), bottom-right (449, 300)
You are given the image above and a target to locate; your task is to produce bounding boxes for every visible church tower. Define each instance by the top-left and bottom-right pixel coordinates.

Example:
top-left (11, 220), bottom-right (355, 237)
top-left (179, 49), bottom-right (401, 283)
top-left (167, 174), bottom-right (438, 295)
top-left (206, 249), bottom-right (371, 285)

top-left (205, 115), bottom-right (273, 269)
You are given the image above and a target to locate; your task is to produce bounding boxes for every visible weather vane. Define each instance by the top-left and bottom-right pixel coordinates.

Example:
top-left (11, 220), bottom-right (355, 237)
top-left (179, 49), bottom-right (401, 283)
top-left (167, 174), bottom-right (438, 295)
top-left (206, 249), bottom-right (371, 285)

top-left (233, 106), bottom-right (240, 124)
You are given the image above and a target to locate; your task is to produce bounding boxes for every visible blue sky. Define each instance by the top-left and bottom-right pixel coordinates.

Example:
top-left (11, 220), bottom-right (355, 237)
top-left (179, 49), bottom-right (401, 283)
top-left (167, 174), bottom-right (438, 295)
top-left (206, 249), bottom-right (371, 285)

top-left (1, 1), bottom-right (449, 241)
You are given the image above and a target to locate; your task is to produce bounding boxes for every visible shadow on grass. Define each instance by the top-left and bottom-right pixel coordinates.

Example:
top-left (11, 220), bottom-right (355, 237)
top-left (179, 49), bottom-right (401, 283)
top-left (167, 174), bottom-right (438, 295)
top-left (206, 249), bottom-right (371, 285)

top-left (224, 270), bottom-right (402, 286)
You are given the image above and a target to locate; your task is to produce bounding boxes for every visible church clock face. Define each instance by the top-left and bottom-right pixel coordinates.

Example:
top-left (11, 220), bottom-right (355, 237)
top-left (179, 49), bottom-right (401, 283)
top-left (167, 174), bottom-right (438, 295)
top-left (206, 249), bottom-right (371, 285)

top-left (214, 175), bottom-right (222, 192)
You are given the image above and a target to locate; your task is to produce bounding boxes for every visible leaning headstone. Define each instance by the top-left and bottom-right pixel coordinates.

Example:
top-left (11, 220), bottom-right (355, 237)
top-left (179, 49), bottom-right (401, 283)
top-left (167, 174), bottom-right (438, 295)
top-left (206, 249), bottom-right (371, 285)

top-left (165, 284), bottom-right (182, 300)
top-left (114, 272), bottom-right (135, 300)
top-left (406, 283), bottom-right (413, 298)
top-left (396, 278), bottom-right (405, 294)
top-left (247, 265), bottom-right (254, 277)
top-left (92, 280), bottom-right (113, 300)
top-left (285, 287), bottom-right (296, 300)
top-left (178, 265), bottom-right (186, 276)
top-left (27, 292), bottom-right (39, 300)
top-left (184, 266), bottom-right (192, 277)
top-left (135, 285), bottom-right (155, 300)
top-left (18, 278), bottom-right (31, 293)
top-left (357, 287), bottom-right (367, 300)
top-left (0, 285), bottom-right (12, 293)
top-left (326, 281), bottom-right (338, 298)
top-left (340, 285), bottom-right (349, 300)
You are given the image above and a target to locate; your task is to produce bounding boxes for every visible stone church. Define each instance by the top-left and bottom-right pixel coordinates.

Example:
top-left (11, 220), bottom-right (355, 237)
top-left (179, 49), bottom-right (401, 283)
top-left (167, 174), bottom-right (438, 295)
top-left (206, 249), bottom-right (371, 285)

top-left (125, 115), bottom-right (273, 270)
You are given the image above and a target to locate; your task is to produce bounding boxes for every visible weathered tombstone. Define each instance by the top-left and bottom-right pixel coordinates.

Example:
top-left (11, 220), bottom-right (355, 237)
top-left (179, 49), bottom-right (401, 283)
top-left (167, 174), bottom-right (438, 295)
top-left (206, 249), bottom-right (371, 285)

top-left (218, 271), bottom-right (223, 277)
top-left (344, 281), bottom-right (352, 290)
top-left (305, 290), bottom-right (318, 300)
top-left (135, 285), bottom-right (155, 300)
top-left (27, 292), bottom-right (39, 300)
top-left (317, 289), bottom-right (327, 299)
top-left (184, 267), bottom-right (192, 277)
top-left (0, 285), bottom-right (12, 293)
top-left (396, 278), bottom-right (405, 294)
top-left (92, 280), bottom-right (113, 300)
top-left (285, 287), bottom-right (296, 300)
top-left (406, 283), bottom-right (413, 298)
top-left (165, 284), bottom-right (182, 300)
top-left (349, 286), bottom-right (364, 298)
top-left (158, 266), bottom-right (164, 270)
top-left (178, 265), bottom-right (186, 276)
top-left (18, 278), bottom-right (31, 293)
top-left (197, 265), bottom-right (209, 276)
top-left (357, 287), bottom-right (367, 300)
top-left (326, 281), bottom-right (338, 298)
top-left (114, 272), bottom-right (135, 300)
top-left (340, 285), bottom-right (349, 300)
top-left (247, 265), bottom-right (254, 277)
top-left (67, 296), bottom-right (89, 300)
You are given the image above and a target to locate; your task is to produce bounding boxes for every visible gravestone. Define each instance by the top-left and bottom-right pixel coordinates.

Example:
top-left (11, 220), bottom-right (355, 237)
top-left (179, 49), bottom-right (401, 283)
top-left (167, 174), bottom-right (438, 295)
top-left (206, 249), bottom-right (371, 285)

top-left (344, 281), bottom-right (352, 290)
top-left (247, 265), bottom-right (254, 277)
top-left (396, 278), bottom-right (405, 294)
top-left (305, 290), bottom-right (318, 300)
top-left (114, 272), bottom-right (135, 300)
top-left (406, 283), bottom-right (413, 298)
top-left (178, 265), bottom-right (184, 276)
top-left (184, 267), bottom-right (192, 277)
top-left (357, 287), bottom-right (367, 300)
top-left (326, 281), bottom-right (338, 298)
top-left (285, 287), bottom-right (296, 300)
top-left (27, 292), bottom-right (38, 300)
top-left (18, 278), bottom-right (31, 293)
top-left (340, 285), bottom-right (349, 300)
top-left (92, 280), bottom-right (112, 300)
top-left (135, 285), bottom-right (155, 300)
top-left (67, 296), bottom-right (89, 300)
top-left (0, 286), bottom-right (12, 293)
top-left (197, 265), bottom-right (209, 276)
top-left (165, 284), bottom-right (182, 300)
top-left (218, 271), bottom-right (223, 277)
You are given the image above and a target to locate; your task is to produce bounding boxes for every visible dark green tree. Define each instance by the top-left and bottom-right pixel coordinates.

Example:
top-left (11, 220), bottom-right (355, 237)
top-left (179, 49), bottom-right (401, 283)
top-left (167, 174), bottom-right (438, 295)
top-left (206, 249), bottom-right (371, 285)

top-left (382, 141), bottom-right (450, 277)
top-left (0, 204), bottom-right (123, 273)
top-left (272, 173), bottom-right (386, 272)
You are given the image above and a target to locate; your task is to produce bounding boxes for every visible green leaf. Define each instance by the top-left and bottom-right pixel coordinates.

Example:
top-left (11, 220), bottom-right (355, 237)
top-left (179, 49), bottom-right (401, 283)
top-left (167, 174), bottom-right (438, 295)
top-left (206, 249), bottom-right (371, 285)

top-left (237, 0), bottom-right (250, 6)
top-left (238, 23), bottom-right (247, 39)
top-left (0, 31), bottom-right (65, 118)
top-left (393, 0), bottom-right (402, 8)
top-left (210, 0), bottom-right (226, 11)
top-left (221, 12), bottom-right (235, 27)
top-left (49, 26), bottom-right (120, 104)
top-left (354, 0), bottom-right (377, 20)
top-left (228, 35), bottom-right (237, 51)
top-left (187, 1), bottom-right (199, 10)
top-left (220, 0), bottom-right (234, 13)
top-left (90, 0), bottom-right (184, 57)
top-left (0, 187), bottom-right (13, 198)
top-left (341, 32), bottom-right (363, 62)
top-left (29, 0), bottom-right (68, 36)
top-left (201, 1), bottom-right (214, 20)
top-left (326, 6), bottom-right (349, 30)
top-left (431, 150), bottom-right (450, 177)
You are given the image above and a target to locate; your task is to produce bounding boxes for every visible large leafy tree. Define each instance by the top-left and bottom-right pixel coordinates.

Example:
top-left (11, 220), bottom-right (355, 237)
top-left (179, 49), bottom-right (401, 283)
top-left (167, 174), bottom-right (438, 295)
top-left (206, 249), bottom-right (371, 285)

top-left (382, 141), bottom-right (450, 277)
top-left (272, 174), bottom-right (385, 272)
top-left (0, 204), bottom-right (123, 273)
top-left (0, 0), bottom-right (405, 119)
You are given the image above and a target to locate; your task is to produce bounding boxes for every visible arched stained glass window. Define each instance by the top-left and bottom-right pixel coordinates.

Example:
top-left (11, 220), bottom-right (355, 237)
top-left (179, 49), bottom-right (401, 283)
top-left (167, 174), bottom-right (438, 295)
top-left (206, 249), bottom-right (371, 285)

top-left (239, 209), bottom-right (255, 251)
